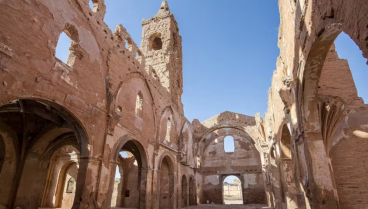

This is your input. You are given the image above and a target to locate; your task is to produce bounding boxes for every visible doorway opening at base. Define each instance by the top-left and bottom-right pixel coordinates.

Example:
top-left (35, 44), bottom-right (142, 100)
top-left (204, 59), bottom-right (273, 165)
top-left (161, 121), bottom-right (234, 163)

top-left (223, 175), bottom-right (243, 205)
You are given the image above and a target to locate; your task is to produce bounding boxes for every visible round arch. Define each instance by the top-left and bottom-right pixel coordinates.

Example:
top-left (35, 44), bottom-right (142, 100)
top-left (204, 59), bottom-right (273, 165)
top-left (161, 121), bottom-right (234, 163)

top-left (301, 22), bottom-right (368, 133)
top-left (198, 126), bottom-right (260, 149)
top-left (107, 136), bottom-right (149, 209)
top-left (157, 153), bottom-right (175, 209)
top-left (201, 127), bottom-right (260, 153)
top-left (0, 98), bottom-right (90, 209)
top-left (221, 174), bottom-right (244, 205)
top-left (54, 160), bottom-right (79, 207)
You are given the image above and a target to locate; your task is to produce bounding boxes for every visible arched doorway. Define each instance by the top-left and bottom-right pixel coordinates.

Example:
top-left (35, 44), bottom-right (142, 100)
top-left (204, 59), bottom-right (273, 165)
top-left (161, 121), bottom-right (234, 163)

top-left (56, 161), bottom-right (79, 208)
top-left (0, 99), bottom-right (89, 209)
top-left (189, 176), bottom-right (196, 206)
top-left (159, 156), bottom-right (174, 209)
top-left (108, 139), bottom-right (148, 209)
top-left (223, 176), bottom-right (243, 205)
top-left (42, 145), bottom-right (80, 208)
top-left (181, 175), bottom-right (188, 208)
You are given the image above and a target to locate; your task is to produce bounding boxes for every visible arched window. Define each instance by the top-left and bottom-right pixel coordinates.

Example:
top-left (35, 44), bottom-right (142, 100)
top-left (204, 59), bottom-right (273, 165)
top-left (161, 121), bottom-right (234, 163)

top-left (135, 91), bottom-right (143, 117)
top-left (165, 118), bottom-right (171, 142)
top-left (55, 24), bottom-right (79, 67)
top-left (224, 136), bottom-right (235, 153)
top-left (66, 177), bottom-right (75, 193)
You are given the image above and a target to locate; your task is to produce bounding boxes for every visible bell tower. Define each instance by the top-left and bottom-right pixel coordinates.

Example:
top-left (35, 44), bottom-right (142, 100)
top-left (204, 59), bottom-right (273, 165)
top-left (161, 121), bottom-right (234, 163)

top-left (140, 1), bottom-right (184, 113)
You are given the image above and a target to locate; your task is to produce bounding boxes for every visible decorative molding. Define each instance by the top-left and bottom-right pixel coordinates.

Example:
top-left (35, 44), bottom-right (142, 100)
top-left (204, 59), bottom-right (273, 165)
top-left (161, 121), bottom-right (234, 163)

top-left (317, 94), bottom-right (347, 156)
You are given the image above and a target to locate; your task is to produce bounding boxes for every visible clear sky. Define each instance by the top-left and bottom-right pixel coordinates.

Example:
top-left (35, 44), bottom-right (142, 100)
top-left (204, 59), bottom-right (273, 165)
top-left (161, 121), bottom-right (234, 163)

top-left (54, 1), bottom-right (368, 123)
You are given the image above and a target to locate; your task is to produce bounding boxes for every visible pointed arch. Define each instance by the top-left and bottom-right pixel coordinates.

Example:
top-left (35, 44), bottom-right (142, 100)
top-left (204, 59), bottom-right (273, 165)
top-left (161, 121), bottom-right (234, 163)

top-left (115, 72), bottom-right (156, 121)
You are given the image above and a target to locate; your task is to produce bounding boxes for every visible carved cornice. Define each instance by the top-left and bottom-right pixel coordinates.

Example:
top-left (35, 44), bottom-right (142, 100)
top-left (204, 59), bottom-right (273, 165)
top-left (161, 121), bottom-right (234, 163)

top-left (318, 94), bottom-right (347, 156)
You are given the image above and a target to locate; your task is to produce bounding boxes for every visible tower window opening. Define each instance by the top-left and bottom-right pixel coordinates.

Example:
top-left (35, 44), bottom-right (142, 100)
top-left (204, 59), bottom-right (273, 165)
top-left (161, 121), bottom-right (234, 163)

top-left (153, 37), bottom-right (162, 50)
top-left (149, 33), bottom-right (163, 51)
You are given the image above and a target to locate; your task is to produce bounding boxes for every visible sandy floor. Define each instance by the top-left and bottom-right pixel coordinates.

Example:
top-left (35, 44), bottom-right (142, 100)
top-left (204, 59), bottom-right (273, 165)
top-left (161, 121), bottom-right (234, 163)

top-left (184, 204), bottom-right (269, 209)
top-left (224, 200), bottom-right (243, 204)
top-left (110, 204), bottom-right (270, 209)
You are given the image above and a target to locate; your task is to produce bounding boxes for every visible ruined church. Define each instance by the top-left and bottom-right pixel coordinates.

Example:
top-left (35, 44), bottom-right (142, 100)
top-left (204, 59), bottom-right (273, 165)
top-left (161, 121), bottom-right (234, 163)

top-left (0, 0), bottom-right (367, 209)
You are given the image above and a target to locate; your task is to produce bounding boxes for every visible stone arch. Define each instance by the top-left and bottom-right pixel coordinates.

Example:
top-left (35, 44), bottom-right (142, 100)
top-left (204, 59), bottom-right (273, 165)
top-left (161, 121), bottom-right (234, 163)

top-left (301, 22), bottom-right (367, 133)
top-left (157, 154), bottom-right (175, 209)
top-left (40, 144), bottom-right (80, 208)
top-left (201, 128), bottom-right (259, 153)
top-left (115, 72), bottom-right (156, 108)
top-left (54, 160), bottom-right (79, 207)
top-left (107, 136), bottom-right (148, 209)
top-left (0, 98), bottom-right (90, 209)
top-left (114, 73), bottom-right (156, 139)
top-left (201, 127), bottom-right (266, 204)
top-left (198, 126), bottom-right (260, 150)
top-left (221, 174), bottom-right (244, 204)
top-left (300, 20), bottom-right (368, 207)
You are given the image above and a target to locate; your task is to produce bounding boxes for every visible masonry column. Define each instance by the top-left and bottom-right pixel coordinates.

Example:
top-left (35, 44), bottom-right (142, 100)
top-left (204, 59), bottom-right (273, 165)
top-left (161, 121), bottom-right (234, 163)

top-left (74, 157), bottom-right (101, 209)
top-left (144, 168), bottom-right (153, 209)
top-left (303, 133), bottom-right (339, 208)
top-left (151, 168), bottom-right (160, 209)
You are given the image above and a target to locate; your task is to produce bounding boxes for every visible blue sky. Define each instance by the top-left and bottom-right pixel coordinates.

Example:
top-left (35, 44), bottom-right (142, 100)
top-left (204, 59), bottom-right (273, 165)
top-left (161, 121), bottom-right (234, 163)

top-left (54, 1), bottom-right (368, 123)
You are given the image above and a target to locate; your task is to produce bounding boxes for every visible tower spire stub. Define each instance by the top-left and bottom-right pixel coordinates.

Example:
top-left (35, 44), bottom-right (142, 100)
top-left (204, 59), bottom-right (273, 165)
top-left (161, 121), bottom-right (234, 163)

top-left (155, 1), bottom-right (171, 17)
